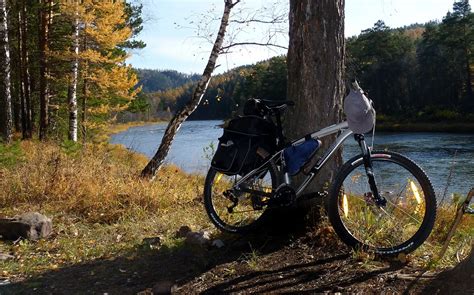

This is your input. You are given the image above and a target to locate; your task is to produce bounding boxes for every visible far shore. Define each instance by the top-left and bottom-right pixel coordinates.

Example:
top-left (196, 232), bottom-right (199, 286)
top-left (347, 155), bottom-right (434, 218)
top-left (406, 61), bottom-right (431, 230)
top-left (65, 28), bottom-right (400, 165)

top-left (376, 122), bottom-right (474, 133)
top-left (109, 119), bottom-right (474, 134)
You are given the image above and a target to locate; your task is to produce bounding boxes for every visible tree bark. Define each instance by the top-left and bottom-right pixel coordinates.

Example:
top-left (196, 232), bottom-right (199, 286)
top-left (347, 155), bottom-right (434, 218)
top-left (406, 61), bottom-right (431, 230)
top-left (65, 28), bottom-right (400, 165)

top-left (286, 0), bottom-right (345, 192)
top-left (426, 243), bottom-right (474, 294)
top-left (67, 8), bottom-right (79, 142)
top-left (141, 0), bottom-right (240, 179)
top-left (81, 72), bottom-right (88, 144)
top-left (13, 7), bottom-right (22, 133)
top-left (0, 0), bottom-right (13, 143)
top-left (38, 0), bottom-right (51, 140)
top-left (20, 0), bottom-right (32, 139)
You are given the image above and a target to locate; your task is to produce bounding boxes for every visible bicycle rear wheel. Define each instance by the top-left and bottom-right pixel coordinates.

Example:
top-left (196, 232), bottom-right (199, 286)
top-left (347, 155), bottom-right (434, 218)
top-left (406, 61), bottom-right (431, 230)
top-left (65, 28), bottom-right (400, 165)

top-left (204, 157), bottom-right (280, 233)
top-left (327, 151), bottom-right (437, 255)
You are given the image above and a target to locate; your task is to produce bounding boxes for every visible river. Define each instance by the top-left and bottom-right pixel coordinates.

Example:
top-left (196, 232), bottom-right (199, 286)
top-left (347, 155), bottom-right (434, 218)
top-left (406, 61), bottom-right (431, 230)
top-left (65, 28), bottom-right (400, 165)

top-left (110, 120), bottom-right (474, 198)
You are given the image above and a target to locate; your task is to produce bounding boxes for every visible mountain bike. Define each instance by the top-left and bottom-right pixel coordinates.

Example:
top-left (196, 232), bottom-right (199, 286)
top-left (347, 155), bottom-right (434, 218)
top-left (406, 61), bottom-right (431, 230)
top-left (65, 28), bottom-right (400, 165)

top-left (204, 91), bottom-right (437, 256)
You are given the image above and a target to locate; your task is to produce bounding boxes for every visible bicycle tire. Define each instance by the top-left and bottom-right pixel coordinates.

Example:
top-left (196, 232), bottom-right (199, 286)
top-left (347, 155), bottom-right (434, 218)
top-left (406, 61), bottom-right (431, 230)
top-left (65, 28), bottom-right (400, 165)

top-left (204, 156), bottom-right (280, 234)
top-left (327, 151), bottom-right (437, 256)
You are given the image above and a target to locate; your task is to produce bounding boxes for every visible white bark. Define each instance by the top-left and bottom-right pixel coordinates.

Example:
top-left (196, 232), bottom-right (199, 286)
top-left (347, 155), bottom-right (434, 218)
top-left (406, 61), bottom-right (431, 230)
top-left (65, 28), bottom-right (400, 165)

top-left (68, 10), bottom-right (79, 142)
top-left (0, 0), bottom-right (13, 143)
top-left (141, 0), bottom-right (240, 178)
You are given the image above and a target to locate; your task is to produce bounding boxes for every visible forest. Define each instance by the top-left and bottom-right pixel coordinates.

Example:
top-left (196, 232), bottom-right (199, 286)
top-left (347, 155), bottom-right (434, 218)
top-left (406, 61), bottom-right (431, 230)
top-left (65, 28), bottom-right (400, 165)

top-left (1, 0), bottom-right (473, 142)
top-left (0, 0), bottom-right (144, 143)
top-left (141, 1), bottom-right (473, 125)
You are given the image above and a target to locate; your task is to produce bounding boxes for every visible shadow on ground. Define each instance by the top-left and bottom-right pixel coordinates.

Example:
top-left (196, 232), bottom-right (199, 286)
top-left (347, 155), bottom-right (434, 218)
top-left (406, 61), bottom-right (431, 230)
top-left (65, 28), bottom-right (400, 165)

top-left (0, 207), bottom-right (313, 294)
top-left (0, 204), bottom-right (422, 294)
top-left (178, 246), bottom-right (407, 294)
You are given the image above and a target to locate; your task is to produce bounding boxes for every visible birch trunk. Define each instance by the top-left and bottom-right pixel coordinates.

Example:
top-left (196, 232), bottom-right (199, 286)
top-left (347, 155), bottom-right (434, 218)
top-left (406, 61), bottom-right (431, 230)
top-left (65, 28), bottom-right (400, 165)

top-left (0, 0), bottom-right (13, 143)
top-left (67, 10), bottom-right (79, 142)
top-left (286, 0), bottom-right (345, 192)
top-left (141, 0), bottom-right (240, 179)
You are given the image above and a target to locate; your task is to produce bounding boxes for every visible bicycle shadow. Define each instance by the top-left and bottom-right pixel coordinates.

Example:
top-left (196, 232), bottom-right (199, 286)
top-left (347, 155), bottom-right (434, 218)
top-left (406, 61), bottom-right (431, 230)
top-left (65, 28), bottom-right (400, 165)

top-left (197, 256), bottom-right (403, 294)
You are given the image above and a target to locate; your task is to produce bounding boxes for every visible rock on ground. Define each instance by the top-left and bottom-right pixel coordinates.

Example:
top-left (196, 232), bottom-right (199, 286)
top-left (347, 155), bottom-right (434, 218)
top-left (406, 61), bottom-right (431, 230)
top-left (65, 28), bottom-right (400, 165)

top-left (0, 212), bottom-right (52, 241)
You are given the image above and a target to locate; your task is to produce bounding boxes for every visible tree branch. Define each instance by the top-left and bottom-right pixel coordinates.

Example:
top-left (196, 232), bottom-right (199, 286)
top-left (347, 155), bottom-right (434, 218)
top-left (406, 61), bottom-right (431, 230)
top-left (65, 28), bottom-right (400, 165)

top-left (220, 42), bottom-right (288, 51)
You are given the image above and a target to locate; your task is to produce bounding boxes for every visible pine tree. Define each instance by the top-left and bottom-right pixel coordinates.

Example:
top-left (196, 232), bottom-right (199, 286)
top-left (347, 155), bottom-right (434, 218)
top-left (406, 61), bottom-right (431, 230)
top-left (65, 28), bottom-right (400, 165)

top-left (76, 0), bottom-right (139, 140)
top-left (49, 0), bottom-right (141, 141)
top-left (19, 0), bottom-right (33, 138)
top-left (38, 0), bottom-right (53, 140)
top-left (441, 0), bottom-right (473, 108)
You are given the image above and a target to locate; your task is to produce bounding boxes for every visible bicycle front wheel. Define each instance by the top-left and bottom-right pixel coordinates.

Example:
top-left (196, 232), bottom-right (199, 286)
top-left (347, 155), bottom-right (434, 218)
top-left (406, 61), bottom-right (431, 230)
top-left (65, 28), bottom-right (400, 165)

top-left (327, 151), bottom-right (437, 255)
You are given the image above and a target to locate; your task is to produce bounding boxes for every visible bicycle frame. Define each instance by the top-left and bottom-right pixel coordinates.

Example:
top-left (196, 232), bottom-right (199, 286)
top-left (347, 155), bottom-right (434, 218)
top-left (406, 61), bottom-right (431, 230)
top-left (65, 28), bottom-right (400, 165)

top-left (234, 121), bottom-right (354, 198)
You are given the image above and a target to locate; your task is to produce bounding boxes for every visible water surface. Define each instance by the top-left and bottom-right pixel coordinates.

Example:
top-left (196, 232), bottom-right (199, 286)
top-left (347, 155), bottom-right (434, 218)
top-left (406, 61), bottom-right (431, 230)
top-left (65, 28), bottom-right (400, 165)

top-left (110, 120), bottom-right (474, 198)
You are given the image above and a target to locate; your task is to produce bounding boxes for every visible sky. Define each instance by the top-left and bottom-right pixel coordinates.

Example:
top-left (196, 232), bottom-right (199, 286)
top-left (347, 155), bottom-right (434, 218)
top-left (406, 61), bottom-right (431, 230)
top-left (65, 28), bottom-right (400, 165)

top-left (127, 0), bottom-right (456, 74)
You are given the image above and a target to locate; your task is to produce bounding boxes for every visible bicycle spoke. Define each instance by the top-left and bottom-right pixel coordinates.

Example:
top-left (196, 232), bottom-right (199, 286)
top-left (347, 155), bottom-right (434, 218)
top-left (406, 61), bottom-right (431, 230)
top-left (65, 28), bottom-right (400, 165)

top-left (385, 199), bottom-right (422, 225)
top-left (334, 155), bottom-right (433, 251)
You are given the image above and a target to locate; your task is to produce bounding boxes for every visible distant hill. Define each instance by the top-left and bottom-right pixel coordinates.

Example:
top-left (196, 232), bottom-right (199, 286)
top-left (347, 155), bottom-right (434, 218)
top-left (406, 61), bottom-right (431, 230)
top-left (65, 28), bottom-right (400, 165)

top-left (135, 69), bottom-right (200, 93)
top-left (131, 8), bottom-right (474, 123)
top-left (143, 55), bottom-right (287, 120)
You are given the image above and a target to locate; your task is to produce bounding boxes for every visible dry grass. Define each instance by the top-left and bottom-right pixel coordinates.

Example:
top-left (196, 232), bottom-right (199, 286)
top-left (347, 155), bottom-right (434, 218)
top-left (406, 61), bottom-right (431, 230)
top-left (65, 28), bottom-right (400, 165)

top-left (0, 140), bottom-right (211, 280)
top-left (0, 140), bottom-right (205, 225)
top-left (0, 140), bottom-right (472, 282)
top-left (415, 201), bottom-right (474, 268)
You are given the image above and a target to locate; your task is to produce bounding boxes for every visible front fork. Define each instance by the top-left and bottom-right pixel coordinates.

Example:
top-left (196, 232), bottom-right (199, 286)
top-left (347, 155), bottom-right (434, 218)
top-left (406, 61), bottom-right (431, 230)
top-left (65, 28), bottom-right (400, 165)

top-left (355, 134), bottom-right (387, 207)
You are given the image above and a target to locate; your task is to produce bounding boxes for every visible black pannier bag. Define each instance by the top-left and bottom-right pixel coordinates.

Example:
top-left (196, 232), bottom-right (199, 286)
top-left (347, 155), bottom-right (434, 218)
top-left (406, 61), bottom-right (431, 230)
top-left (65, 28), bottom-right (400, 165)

top-left (211, 116), bottom-right (277, 175)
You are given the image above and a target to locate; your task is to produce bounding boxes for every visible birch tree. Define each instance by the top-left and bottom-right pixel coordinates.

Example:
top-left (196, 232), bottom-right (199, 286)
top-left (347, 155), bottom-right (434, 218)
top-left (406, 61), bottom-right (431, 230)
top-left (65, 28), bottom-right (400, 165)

top-left (141, 0), bottom-right (241, 178)
top-left (0, 0), bottom-right (13, 143)
top-left (66, 1), bottom-right (80, 142)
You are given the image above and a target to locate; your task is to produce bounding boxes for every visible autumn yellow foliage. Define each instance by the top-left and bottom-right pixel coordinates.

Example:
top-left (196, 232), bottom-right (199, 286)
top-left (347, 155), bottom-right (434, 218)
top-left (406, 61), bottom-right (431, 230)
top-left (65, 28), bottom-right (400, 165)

top-left (0, 140), bottom-right (213, 280)
top-left (0, 141), bottom-right (207, 226)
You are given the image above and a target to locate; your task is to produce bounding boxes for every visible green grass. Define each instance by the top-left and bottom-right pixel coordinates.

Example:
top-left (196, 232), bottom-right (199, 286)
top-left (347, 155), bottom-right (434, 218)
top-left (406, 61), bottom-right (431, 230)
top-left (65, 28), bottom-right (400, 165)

top-left (0, 141), bottom-right (24, 168)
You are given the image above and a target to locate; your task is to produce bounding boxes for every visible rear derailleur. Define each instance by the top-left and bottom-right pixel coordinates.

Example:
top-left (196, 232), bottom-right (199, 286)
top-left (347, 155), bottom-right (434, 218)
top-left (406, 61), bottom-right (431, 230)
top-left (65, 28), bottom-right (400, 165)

top-left (223, 190), bottom-right (239, 213)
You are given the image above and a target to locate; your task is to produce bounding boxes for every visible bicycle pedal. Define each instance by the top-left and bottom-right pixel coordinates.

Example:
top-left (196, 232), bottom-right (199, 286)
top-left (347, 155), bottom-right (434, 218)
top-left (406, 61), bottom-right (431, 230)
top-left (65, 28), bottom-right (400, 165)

top-left (269, 185), bottom-right (296, 207)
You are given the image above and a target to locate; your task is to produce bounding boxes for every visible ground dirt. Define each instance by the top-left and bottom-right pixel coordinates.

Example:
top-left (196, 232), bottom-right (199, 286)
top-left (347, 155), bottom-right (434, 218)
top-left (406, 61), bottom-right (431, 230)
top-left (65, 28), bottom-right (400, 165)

top-left (1, 210), bottom-right (471, 294)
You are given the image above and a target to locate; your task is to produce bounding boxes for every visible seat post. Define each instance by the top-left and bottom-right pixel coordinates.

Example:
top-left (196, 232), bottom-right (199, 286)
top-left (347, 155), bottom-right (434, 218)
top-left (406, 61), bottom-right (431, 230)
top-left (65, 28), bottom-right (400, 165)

top-left (274, 111), bottom-right (285, 147)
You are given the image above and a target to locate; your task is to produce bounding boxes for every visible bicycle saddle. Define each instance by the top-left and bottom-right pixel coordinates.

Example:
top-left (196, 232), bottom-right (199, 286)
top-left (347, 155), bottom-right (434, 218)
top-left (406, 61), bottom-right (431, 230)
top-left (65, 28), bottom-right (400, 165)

top-left (259, 99), bottom-right (295, 109)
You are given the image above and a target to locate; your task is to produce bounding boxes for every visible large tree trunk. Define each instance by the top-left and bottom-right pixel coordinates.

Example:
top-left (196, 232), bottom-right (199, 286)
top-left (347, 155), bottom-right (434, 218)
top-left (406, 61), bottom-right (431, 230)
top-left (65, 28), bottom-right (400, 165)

top-left (141, 0), bottom-right (240, 179)
top-left (67, 9), bottom-right (79, 142)
top-left (286, 0), bottom-right (345, 192)
top-left (38, 0), bottom-right (51, 140)
top-left (425, 244), bottom-right (474, 294)
top-left (0, 0), bottom-right (13, 143)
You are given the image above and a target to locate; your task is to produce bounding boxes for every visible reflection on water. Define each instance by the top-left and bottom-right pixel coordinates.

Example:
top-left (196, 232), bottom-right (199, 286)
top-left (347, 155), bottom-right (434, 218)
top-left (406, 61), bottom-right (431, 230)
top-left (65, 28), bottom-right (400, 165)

top-left (110, 120), bottom-right (474, 198)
